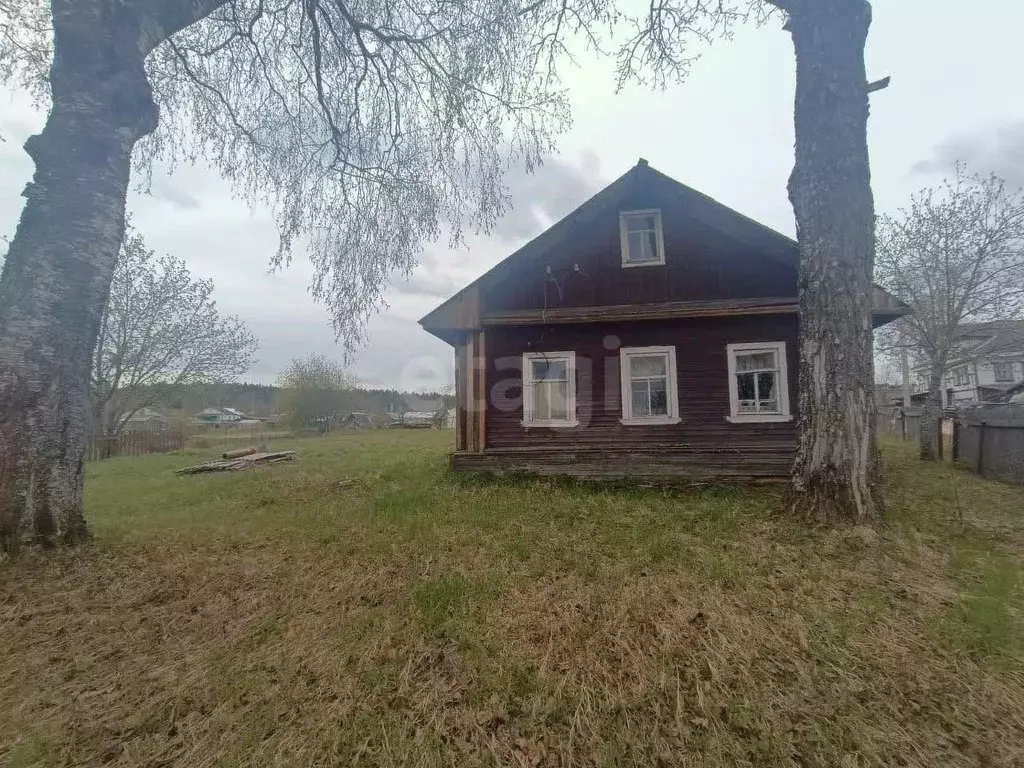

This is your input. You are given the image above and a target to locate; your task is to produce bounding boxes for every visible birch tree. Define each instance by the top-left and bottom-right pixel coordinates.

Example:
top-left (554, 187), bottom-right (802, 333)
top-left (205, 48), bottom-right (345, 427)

top-left (623, 0), bottom-right (889, 523)
top-left (277, 354), bottom-right (355, 432)
top-left (92, 223), bottom-right (257, 438)
top-left (0, 0), bottom-right (616, 550)
top-left (877, 167), bottom-right (1024, 459)
top-left (775, 0), bottom-right (887, 524)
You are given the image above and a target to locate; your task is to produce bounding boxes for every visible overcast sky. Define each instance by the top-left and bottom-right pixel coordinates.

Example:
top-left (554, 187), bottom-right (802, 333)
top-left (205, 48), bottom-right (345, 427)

top-left (2, 0), bottom-right (1023, 390)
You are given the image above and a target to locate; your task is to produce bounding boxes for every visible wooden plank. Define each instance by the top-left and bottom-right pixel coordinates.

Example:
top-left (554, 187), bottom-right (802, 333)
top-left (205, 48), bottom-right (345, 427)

top-left (465, 333), bottom-right (477, 453)
top-left (177, 451), bottom-right (295, 475)
top-left (454, 342), bottom-right (466, 451)
top-left (476, 330), bottom-right (486, 452)
top-left (483, 297), bottom-right (798, 326)
top-left (977, 420), bottom-right (986, 477)
top-left (450, 449), bottom-right (793, 484)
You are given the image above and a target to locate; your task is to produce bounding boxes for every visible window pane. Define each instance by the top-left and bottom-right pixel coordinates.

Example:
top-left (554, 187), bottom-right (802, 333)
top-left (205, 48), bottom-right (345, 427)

top-left (649, 378), bottom-right (668, 416)
top-left (631, 380), bottom-right (650, 417)
top-left (627, 230), bottom-right (660, 263)
top-left (736, 351), bottom-right (777, 372)
top-left (625, 214), bottom-right (657, 232)
top-left (548, 382), bottom-right (569, 420)
top-left (533, 382), bottom-right (549, 420)
top-left (545, 360), bottom-right (567, 380)
top-left (531, 359), bottom-right (567, 381)
top-left (630, 355), bottom-right (667, 378)
top-left (757, 371), bottom-right (777, 407)
top-left (737, 371), bottom-right (756, 412)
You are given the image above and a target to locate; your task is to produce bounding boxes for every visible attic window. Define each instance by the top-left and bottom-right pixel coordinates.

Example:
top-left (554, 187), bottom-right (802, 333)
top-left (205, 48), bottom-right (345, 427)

top-left (619, 209), bottom-right (665, 267)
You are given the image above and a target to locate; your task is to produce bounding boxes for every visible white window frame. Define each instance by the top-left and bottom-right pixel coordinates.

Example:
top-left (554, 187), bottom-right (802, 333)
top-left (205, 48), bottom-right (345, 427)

top-left (619, 209), bottom-right (666, 267)
top-left (992, 361), bottom-right (1014, 383)
top-left (521, 351), bottom-right (578, 428)
top-left (619, 345), bottom-right (680, 425)
top-left (726, 342), bottom-right (792, 424)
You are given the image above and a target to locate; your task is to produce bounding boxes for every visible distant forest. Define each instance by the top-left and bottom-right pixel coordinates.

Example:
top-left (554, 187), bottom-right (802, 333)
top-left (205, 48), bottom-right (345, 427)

top-left (166, 383), bottom-right (454, 417)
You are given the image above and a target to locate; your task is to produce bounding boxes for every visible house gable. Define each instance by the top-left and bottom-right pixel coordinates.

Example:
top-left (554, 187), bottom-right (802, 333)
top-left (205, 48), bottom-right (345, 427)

top-left (421, 159), bottom-right (909, 343)
top-left (483, 165), bottom-right (799, 315)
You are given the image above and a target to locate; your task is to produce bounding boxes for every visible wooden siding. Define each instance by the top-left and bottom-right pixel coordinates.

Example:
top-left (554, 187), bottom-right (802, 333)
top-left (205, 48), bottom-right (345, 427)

top-left (454, 341), bottom-right (466, 451)
top-left (456, 331), bottom-right (487, 454)
top-left (483, 297), bottom-right (798, 326)
top-left (473, 315), bottom-right (799, 477)
top-left (483, 173), bottom-right (797, 315)
top-left (451, 449), bottom-right (790, 483)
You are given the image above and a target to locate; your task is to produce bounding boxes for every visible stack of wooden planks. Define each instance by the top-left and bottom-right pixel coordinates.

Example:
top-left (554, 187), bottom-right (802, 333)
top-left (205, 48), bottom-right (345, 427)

top-left (176, 449), bottom-right (295, 475)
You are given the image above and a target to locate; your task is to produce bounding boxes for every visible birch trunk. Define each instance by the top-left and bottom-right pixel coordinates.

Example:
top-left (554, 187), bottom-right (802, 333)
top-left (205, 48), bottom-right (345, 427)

top-left (0, 0), bottom-right (157, 551)
top-left (784, 0), bottom-right (884, 524)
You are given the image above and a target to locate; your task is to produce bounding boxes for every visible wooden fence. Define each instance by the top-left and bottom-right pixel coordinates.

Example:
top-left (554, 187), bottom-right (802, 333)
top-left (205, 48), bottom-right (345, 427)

top-left (876, 406), bottom-right (923, 443)
top-left (877, 405), bottom-right (956, 459)
top-left (952, 405), bottom-right (1024, 486)
top-left (86, 427), bottom-right (186, 462)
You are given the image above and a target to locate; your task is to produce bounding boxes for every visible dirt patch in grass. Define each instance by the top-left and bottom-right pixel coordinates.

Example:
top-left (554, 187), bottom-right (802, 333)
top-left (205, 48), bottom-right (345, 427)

top-left (2, 433), bottom-right (1023, 766)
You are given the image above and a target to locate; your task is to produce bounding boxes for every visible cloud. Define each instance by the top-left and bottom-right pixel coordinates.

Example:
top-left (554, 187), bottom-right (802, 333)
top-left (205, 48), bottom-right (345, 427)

top-left (385, 150), bottom-right (605, 302)
top-left (348, 313), bottom-right (453, 392)
top-left (144, 177), bottom-right (201, 210)
top-left (491, 150), bottom-right (606, 242)
top-left (912, 122), bottom-right (1024, 187)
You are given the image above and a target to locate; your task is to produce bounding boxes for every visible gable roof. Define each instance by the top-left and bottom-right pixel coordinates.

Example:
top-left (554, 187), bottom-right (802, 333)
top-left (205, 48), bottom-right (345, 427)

top-left (420, 159), bottom-right (909, 341)
top-left (957, 320), bottom-right (1024, 353)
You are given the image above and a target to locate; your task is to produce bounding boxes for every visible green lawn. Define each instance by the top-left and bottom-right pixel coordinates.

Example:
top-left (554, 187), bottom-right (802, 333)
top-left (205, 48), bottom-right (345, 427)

top-left (2, 432), bottom-right (1023, 767)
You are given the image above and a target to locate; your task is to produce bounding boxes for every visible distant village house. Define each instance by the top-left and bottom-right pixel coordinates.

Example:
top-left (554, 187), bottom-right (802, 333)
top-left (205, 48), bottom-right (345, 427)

top-left (911, 321), bottom-right (1024, 406)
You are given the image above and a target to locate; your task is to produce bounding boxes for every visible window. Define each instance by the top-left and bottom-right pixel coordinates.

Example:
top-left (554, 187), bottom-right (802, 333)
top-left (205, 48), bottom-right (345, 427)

top-left (619, 346), bottom-right (680, 425)
top-left (952, 366), bottom-right (970, 386)
top-left (522, 352), bottom-right (577, 427)
top-left (993, 361), bottom-right (1014, 382)
top-left (619, 209), bottom-right (665, 267)
top-left (726, 342), bottom-right (792, 423)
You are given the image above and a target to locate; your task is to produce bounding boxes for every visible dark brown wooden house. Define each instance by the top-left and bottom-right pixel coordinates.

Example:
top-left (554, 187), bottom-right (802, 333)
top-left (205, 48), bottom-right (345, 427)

top-left (420, 160), bottom-right (909, 482)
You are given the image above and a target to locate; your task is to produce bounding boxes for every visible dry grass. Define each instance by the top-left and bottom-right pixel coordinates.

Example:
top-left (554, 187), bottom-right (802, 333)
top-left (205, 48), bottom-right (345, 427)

top-left (2, 432), bottom-right (1023, 767)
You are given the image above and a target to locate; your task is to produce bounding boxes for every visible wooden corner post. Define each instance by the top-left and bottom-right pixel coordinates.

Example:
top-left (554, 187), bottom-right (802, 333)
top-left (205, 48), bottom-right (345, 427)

top-left (465, 334), bottom-right (477, 452)
top-left (476, 330), bottom-right (486, 453)
top-left (454, 342), bottom-right (466, 451)
top-left (459, 331), bottom-right (485, 454)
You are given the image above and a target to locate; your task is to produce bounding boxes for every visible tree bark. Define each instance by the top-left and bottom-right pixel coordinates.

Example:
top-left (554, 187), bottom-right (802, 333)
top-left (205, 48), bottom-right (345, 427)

top-left (782, 0), bottom-right (884, 524)
top-left (919, 363), bottom-right (944, 460)
top-left (0, 0), bottom-right (158, 551)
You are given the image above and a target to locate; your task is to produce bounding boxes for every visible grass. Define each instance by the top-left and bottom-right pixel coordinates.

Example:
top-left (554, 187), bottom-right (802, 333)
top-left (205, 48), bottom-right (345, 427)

top-left (2, 431), bottom-right (1024, 767)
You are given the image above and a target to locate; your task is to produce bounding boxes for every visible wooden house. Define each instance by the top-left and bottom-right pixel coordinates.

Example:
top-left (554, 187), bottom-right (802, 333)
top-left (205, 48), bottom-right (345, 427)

top-left (420, 160), bottom-right (910, 482)
top-left (910, 321), bottom-right (1024, 406)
